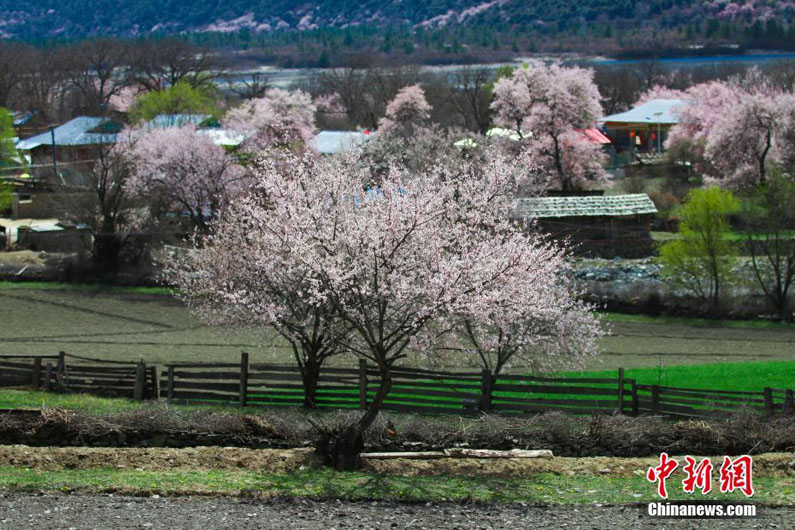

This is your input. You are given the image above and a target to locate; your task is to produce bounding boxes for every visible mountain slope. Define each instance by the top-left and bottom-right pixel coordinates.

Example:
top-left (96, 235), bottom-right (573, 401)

top-left (2, 0), bottom-right (793, 40)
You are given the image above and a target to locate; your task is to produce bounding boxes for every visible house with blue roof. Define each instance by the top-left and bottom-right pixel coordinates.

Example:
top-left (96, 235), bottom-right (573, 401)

top-left (15, 116), bottom-right (122, 184)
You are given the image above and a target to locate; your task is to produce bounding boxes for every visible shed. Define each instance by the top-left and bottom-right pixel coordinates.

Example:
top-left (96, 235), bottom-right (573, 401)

top-left (512, 194), bottom-right (658, 258)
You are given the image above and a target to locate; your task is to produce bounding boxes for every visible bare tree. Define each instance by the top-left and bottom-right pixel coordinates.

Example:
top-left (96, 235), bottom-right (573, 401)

top-left (129, 39), bottom-right (219, 92)
top-left (0, 42), bottom-right (32, 108)
top-left (230, 72), bottom-right (271, 100)
top-left (742, 173), bottom-right (795, 320)
top-left (62, 39), bottom-right (130, 115)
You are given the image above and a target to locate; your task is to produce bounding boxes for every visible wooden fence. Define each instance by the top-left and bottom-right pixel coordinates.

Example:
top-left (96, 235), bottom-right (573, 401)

top-left (0, 352), bottom-right (157, 400)
top-left (1, 352), bottom-right (793, 420)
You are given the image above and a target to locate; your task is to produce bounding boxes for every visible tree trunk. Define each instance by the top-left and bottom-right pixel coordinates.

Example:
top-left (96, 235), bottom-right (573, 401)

top-left (301, 358), bottom-right (321, 410)
top-left (315, 362), bottom-right (392, 470)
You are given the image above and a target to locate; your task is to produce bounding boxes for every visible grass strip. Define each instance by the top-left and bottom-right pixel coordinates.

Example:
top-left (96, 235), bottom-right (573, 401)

top-left (0, 467), bottom-right (791, 505)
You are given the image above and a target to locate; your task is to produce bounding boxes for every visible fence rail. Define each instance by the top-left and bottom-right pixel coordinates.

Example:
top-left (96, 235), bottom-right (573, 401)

top-left (0, 352), bottom-right (792, 420)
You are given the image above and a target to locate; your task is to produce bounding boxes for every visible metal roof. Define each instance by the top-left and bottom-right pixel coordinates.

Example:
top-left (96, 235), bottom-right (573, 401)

top-left (601, 99), bottom-right (688, 125)
top-left (512, 194), bottom-right (658, 219)
top-left (16, 117), bottom-right (118, 150)
top-left (310, 130), bottom-right (373, 155)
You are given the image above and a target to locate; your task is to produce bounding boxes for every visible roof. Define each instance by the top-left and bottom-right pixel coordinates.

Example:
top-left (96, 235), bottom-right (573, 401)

top-left (579, 128), bottom-right (611, 145)
top-left (197, 128), bottom-right (245, 147)
top-left (310, 130), bottom-right (373, 155)
top-left (147, 114), bottom-right (211, 129)
top-left (16, 117), bottom-right (118, 150)
top-left (601, 99), bottom-right (688, 126)
top-left (512, 194), bottom-right (658, 219)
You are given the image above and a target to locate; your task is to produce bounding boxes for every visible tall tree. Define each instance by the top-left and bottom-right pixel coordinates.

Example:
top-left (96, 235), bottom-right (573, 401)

top-left (62, 39), bottom-right (130, 115)
top-left (173, 151), bottom-right (601, 469)
top-left (741, 173), bottom-right (795, 320)
top-left (129, 38), bottom-right (218, 92)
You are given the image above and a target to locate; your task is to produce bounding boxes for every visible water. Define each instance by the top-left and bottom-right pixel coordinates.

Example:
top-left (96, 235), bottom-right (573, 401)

top-left (217, 53), bottom-right (795, 90)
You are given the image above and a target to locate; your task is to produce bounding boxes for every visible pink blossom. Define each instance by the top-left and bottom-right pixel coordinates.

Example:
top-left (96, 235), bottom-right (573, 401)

top-left (124, 125), bottom-right (248, 233)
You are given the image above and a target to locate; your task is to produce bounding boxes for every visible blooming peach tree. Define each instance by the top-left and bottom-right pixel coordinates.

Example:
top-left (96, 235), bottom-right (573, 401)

top-left (491, 61), bottom-right (608, 192)
top-left (170, 150), bottom-right (602, 468)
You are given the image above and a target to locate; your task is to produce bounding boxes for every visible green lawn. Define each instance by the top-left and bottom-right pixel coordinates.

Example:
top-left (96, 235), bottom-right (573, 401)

top-left (557, 360), bottom-right (795, 392)
top-left (0, 467), bottom-right (790, 505)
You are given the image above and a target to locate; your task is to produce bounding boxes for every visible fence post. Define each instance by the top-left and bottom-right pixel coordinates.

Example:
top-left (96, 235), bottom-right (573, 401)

top-left (617, 368), bottom-right (625, 415)
top-left (763, 387), bottom-right (774, 415)
top-left (651, 385), bottom-right (660, 415)
top-left (56, 351), bottom-right (66, 390)
top-left (239, 352), bottom-right (249, 407)
top-left (166, 365), bottom-right (175, 403)
top-left (134, 362), bottom-right (146, 401)
top-left (31, 357), bottom-right (42, 389)
top-left (631, 380), bottom-right (639, 417)
top-left (149, 366), bottom-right (158, 400)
top-left (480, 369), bottom-right (493, 413)
top-left (43, 363), bottom-right (53, 392)
top-left (358, 359), bottom-right (368, 409)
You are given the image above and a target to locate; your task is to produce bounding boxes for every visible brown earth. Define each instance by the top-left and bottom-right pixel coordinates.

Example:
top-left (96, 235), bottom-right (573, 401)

top-left (0, 445), bottom-right (793, 478)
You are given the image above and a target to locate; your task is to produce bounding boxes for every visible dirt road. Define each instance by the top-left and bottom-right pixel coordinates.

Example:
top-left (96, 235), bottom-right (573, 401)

top-left (0, 494), bottom-right (790, 529)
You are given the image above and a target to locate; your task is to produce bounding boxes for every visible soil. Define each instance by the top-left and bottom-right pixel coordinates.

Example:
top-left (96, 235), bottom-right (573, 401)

top-left (0, 445), bottom-right (794, 479)
top-left (0, 493), bottom-right (791, 529)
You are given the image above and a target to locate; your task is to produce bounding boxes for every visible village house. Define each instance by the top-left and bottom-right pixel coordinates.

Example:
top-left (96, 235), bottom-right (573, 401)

top-left (15, 116), bottom-right (122, 186)
top-left (512, 193), bottom-right (658, 258)
top-left (600, 99), bottom-right (688, 161)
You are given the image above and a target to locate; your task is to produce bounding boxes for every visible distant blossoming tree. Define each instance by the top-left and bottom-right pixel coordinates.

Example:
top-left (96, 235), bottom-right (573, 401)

top-left (491, 62), bottom-right (608, 192)
top-left (224, 88), bottom-right (316, 152)
top-left (636, 85), bottom-right (688, 104)
top-left (171, 151), bottom-right (602, 469)
top-left (377, 85), bottom-right (432, 139)
top-left (125, 126), bottom-right (247, 235)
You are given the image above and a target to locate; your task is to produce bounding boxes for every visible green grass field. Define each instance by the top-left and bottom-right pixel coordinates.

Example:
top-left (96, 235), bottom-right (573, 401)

top-left (1, 283), bottom-right (793, 372)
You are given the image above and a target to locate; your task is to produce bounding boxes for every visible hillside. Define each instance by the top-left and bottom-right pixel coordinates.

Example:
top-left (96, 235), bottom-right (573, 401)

top-left (1, 0), bottom-right (795, 58)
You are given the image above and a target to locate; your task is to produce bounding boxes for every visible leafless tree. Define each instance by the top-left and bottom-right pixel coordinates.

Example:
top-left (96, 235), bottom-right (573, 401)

top-left (129, 39), bottom-right (219, 92)
top-left (61, 39), bottom-right (130, 116)
top-left (230, 72), bottom-right (271, 100)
